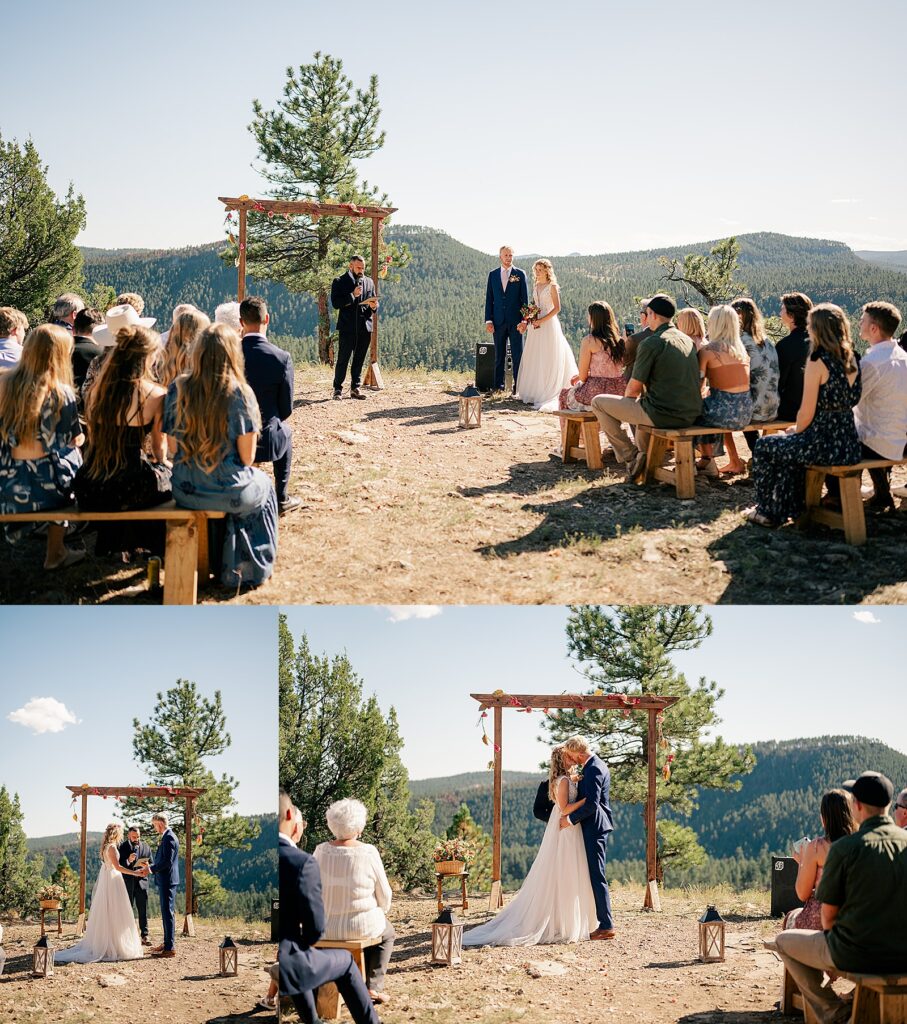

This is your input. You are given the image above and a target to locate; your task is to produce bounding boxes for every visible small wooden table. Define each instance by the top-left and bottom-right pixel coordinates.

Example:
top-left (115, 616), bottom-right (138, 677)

top-left (436, 870), bottom-right (469, 913)
top-left (40, 906), bottom-right (63, 936)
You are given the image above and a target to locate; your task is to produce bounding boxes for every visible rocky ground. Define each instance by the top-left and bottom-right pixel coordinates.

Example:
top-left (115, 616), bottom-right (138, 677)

top-left (2, 366), bottom-right (906, 605)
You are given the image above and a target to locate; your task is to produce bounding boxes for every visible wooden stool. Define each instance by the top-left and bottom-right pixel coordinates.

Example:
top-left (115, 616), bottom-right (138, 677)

top-left (40, 906), bottom-right (63, 936)
top-left (554, 411), bottom-right (603, 470)
top-left (313, 935), bottom-right (382, 1020)
top-left (436, 870), bottom-right (469, 913)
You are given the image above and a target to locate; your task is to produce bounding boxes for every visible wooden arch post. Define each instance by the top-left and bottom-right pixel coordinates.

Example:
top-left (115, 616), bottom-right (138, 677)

top-left (66, 785), bottom-right (206, 936)
top-left (470, 693), bottom-right (678, 913)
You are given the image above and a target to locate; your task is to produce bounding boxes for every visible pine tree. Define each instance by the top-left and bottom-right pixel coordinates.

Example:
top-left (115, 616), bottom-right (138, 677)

top-left (50, 857), bottom-right (80, 918)
top-left (446, 804), bottom-right (493, 891)
top-left (658, 237), bottom-right (746, 309)
top-left (0, 786), bottom-right (42, 915)
top-left (655, 821), bottom-right (707, 882)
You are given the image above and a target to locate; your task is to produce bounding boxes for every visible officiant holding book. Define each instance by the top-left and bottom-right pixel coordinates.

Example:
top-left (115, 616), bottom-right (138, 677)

top-left (119, 825), bottom-right (152, 946)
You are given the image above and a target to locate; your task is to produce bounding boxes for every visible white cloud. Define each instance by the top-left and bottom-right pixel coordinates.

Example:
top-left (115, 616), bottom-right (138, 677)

top-left (7, 697), bottom-right (80, 734)
top-left (852, 611), bottom-right (881, 625)
top-left (385, 605), bottom-right (443, 623)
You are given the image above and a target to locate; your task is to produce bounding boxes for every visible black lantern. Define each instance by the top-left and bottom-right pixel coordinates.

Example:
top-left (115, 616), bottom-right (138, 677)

top-left (32, 934), bottom-right (54, 978)
top-left (458, 385), bottom-right (482, 429)
top-left (219, 935), bottom-right (238, 976)
top-left (698, 905), bottom-right (726, 963)
top-left (431, 907), bottom-right (464, 966)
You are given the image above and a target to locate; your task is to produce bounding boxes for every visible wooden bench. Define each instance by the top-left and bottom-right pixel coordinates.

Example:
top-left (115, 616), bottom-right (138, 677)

top-left (554, 410), bottom-right (603, 470)
top-left (642, 422), bottom-right (794, 498)
top-left (800, 459), bottom-right (907, 546)
top-left (313, 936), bottom-right (382, 1020)
top-left (0, 501), bottom-right (226, 605)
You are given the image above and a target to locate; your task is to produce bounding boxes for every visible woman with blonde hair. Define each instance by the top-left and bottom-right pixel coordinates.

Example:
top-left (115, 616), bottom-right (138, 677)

top-left (676, 307), bottom-right (707, 351)
top-left (745, 303), bottom-right (861, 527)
top-left (156, 308), bottom-right (210, 387)
top-left (559, 301), bottom-right (626, 411)
top-left (516, 258), bottom-right (578, 411)
top-left (163, 322), bottom-right (277, 587)
top-left (0, 324), bottom-right (85, 569)
top-left (56, 823), bottom-right (146, 963)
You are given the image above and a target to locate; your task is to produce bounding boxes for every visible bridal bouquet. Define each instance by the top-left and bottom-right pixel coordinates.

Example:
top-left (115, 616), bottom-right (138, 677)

top-left (520, 302), bottom-right (541, 325)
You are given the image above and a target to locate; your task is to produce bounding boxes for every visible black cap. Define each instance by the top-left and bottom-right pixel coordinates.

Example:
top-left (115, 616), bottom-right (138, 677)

top-left (646, 294), bottom-right (676, 319)
top-left (849, 771), bottom-right (894, 807)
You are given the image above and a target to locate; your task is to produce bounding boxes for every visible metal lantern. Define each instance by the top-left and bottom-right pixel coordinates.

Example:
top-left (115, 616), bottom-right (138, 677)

top-left (458, 385), bottom-right (482, 429)
top-left (698, 905), bottom-right (726, 963)
top-left (32, 934), bottom-right (54, 978)
top-left (430, 907), bottom-right (464, 966)
top-left (219, 935), bottom-right (238, 976)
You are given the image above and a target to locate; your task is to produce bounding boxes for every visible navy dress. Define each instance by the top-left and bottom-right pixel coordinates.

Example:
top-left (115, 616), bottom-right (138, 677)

top-left (163, 385), bottom-right (278, 587)
top-left (752, 350), bottom-right (862, 524)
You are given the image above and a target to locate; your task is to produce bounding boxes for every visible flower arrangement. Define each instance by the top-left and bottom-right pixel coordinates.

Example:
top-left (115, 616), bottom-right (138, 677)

top-left (37, 883), bottom-right (67, 906)
top-left (433, 837), bottom-right (476, 867)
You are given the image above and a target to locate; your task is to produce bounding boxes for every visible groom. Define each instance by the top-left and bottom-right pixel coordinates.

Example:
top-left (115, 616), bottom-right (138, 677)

top-left (559, 736), bottom-right (615, 940)
top-left (144, 812), bottom-right (179, 958)
top-left (484, 245), bottom-right (529, 392)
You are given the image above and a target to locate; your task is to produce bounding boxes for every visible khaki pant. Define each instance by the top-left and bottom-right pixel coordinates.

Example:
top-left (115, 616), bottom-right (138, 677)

top-left (774, 929), bottom-right (847, 1024)
top-left (590, 395), bottom-right (655, 465)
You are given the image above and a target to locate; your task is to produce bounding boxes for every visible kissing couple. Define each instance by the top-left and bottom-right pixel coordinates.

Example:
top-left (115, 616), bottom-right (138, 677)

top-left (463, 736), bottom-right (615, 947)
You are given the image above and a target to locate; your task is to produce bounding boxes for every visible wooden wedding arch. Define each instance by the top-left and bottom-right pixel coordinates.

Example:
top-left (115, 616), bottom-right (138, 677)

top-left (218, 196), bottom-right (397, 388)
top-left (66, 784), bottom-right (206, 936)
top-left (470, 693), bottom-right (679, 912)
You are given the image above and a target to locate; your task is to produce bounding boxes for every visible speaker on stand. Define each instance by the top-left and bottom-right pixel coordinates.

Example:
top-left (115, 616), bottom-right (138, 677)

top-left (475, 340), bottom-right (496, 392)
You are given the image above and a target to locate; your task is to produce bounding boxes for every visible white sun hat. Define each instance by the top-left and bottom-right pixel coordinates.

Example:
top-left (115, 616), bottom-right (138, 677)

top-left (92, 303), bottom-right (156, 348)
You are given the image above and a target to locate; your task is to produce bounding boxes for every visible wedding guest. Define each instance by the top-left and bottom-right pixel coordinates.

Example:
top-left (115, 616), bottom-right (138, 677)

top-left (0, 324), bottom-right (85, 569)
top-left (313, 799), bottom-right (395, 1006)
top-left (116, 292), bottom-right (146, 316)
top-left (82, 303), bottom-right (158, 406)
top-left (214, 301), bottom-right (242, 332)
top-left (163, 322), bottom-right (278, 588)
top-left (776, 292), bottom-right (813, 421)
top-left (0, 307), bottom-right (28, 367)
top-left (623, 302), bottom-right (653, 378)
top-left (559, 301), bottom-right (626, 411)
top-left (745, 303), bottom-right (861, 528)
top-left (71, 308), bottom-right (104, 396)
top-left (157, 308), bottom-right (210, 387)
top-left (50, 292), bottom-right (84, 333)
top-left (160, 302), bottom-right (198, 347)
top-left (591, 294), bottom-right (701, 479)
top-left (676, 307), bottom-right (707, 351)
top-left (895, 788), bottom-right (907, 829)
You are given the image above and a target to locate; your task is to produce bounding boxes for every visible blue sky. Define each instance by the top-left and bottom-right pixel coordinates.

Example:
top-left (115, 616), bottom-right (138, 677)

top-left (0, 608), bottom-right (277, 837)
top-left (3, 0), bottom-right (905, 254)
top-left (282, 605), bottom-right (907, 781)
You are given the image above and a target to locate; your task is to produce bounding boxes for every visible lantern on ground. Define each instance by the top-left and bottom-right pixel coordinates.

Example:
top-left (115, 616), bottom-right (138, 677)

top-left (458, 385), bottom-right (482, 429)
top-left (431, 907), bottom-right (464, 966)
top-left (219, 935), bottom-right (238, 976)
top-left (698, 905), bottom-right (726, 963)
top-left (32, 934), bottom-right (54, 978)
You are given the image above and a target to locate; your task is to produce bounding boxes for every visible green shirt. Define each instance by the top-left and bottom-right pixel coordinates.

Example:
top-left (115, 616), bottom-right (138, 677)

top-left (816, 814), bottom-right (907, 973)
top-left (630, 324), bottom-right (702, 428)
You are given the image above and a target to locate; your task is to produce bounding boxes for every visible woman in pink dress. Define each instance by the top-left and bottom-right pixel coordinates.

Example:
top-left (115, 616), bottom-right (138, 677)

top-left (559, 301), bottom-right (626, 411)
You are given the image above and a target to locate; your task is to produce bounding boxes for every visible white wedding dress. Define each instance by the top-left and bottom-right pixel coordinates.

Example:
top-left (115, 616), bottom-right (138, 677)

top-left (516, 283), bottom-right (578, 412)
top-left (463, 777), bottom-right (596, 946)
top-left (55, 847), bottom-right (144, 963)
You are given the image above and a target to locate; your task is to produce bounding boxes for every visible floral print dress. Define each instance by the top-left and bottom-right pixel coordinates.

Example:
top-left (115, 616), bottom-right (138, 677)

top-left (743, 333), bottom-right (780, 423)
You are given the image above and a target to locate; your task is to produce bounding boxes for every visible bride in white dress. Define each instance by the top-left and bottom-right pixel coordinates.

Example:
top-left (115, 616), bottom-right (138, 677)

top-left (56, 823), bottom-right (146, 964)
top-left (516, 259), bottom-right (578, 412)
top-left (463, 746), bottom-right (597, 946)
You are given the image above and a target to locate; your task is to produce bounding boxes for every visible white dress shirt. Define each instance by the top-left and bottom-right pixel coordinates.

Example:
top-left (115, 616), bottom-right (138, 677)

top-left (854, 340), bottom-right (907, 460)
top-left (0, 337), bottom-right (23, 366)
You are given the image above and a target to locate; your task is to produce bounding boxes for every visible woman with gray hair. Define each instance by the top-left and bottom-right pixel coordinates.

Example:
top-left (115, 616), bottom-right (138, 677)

top-left (313, 799), bottom-right (395, 1006)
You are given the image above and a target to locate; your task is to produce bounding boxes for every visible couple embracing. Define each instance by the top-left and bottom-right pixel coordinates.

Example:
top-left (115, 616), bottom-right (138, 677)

top-left (463, 736), bottom-right (614, 947)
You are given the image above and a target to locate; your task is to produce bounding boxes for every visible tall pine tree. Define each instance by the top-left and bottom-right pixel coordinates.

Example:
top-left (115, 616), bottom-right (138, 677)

top-left (0, 786), bottom-right (42, 915)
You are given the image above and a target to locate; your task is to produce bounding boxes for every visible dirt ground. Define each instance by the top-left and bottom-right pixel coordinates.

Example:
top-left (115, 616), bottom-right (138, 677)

top-left (2, 366), bottom-right (906, 606)
top-left (0, 916), bottom-right (276, 1024)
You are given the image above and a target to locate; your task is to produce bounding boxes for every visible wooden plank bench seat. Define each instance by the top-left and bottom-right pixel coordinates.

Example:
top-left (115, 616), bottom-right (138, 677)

top-left (0, 501), bottom-right (226, 605)
top-left (800, 458), bottom-right (907, 546)
top-left (553, 410), bottom-right (603, 470)
top-left (313, 936), bottom-right (382, 1020)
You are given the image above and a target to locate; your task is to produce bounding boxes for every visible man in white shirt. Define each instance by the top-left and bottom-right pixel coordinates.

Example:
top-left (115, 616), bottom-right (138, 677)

top-left (0, 306), bottom-right (27, 366)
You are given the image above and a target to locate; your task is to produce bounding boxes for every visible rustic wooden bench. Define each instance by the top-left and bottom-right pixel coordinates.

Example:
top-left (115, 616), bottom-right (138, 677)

top-left (313, 935), bottom-right (382, 1020)
top-left (0, 501), bottom-right (226, 605)
top-left (800, 458), bottom-right (907, 546)
top-left (553, 410), bottom-right (603, 470)
top-left (642, 422), bottom-right (793, 498)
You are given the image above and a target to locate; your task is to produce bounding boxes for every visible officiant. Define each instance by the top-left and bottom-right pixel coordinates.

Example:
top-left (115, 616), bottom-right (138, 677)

top-left (119, 826), bottom-right (152, 946)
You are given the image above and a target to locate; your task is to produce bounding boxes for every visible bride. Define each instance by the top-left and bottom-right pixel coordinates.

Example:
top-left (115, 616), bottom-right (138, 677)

top-left (463, 746), bottom-right (597, 946)
top-left (56, 823), bottom-right (146, 963)
top-left (516, 259), bottom-right (578, 412)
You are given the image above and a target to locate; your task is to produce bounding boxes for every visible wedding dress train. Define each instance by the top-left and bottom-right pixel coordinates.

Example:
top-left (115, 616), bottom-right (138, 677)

top-left (516, 283), bottom-right (578, 412)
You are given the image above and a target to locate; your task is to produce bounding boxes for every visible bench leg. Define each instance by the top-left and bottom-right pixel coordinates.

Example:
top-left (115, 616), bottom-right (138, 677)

top-left (163, 520), bottom-right (199, 605)
top-left (562, 418), bottom-right (581, 464)
top-left (878, 989), bottom-right (907, 1024)
top-left (851, 982), bottom-right (878, 1024)
top-left (195, 513), bottom-right (210, 582)
top-left (643, 435), bottom-right (669, 486)
top-left (580, 419), bottom-right (603, 470)
top-left (839, 475), bottom-right (867, 546)
top-left (803, 468), bottom-right (825, 525)
top-left (316, 983), bottom-right (340, 1020)
top-left (674, 440), bottom-right (696, 499)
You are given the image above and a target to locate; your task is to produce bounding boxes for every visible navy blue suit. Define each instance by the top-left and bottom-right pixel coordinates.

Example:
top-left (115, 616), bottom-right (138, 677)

top-left (567, 755), bottom-right (614, 932)
top-left (149, 827), bottom-right (180, 951)
top-left (242, 333), bottom-right (294, 503)
top-left (278, 837), bottom-right (379, 1024)
top-left (118, 838), bottom-right (151, 938)
top-left (533, 780), bottom-right (554, 824)
top-left (484, 266), bottom-right (529, 390)
top-left (331, 271), bottom-right (376, 393)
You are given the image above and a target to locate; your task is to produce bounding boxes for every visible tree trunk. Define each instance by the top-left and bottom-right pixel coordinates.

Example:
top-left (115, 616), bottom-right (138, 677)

top-left (318, 291), bottom-right (333, 365)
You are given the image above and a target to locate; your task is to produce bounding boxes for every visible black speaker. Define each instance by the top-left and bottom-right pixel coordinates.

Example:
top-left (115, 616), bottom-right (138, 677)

top-left (770, 855), bottom-right (804, 917)
top-left (475, 341), bottom-right (496, 392)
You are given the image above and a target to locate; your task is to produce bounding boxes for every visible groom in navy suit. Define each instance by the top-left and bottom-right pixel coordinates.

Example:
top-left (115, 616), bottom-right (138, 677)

top-left (145, 813), bottom-right (180, 957)
top-left (484, 245), bottom-right (529, 392)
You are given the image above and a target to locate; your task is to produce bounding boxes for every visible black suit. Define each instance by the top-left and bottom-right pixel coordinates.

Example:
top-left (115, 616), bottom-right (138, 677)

top-left (118, 838), bottom-right (151, 938)
top-left (72, 336), bottom-right (104, 398)
top-left (241, 333), bottom-right (294, 503)
top-left (330, 270), bottom-right (376, 393)
top-left (278, 836), bottom-right (379, 1024)
top-left (533, 780), bottom-right (554, 823)
top-left (776, 326), bottom-right (810, 421)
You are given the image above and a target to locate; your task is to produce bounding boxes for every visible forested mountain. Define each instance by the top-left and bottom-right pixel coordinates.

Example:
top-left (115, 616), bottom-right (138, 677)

top-left (82, 228), bottom-right (907, 373)
top-left (857, 249), bottom-right (907, 274)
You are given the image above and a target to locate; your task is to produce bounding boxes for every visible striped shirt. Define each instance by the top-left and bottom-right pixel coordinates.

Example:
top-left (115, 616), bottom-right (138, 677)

top-left (312, 842), bottom-right (392, 940)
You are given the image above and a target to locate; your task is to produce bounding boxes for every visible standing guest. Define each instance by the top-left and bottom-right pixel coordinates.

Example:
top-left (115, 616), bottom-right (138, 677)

top-left (676, 307), bottom-right (707, 351)
top-left (163, 323), bottom-right (278, 589)
top-left (157, 308), bottom-right (210, 387)
top-left (559, 301), bottom-right (626, 411)
top-left (483, 245), bottom-right (529, 394)
top-left (214, 301), bottom-right (242, 333)
top-left (0, 324), bottom-right (85, 569)
top-left (332, 254), bottom-right (378, 400)
top-left (776, 292), bottom-right (813, 421)
top-left (50, 292), bottom-right (84, 333)
top-left (745, 303), bottom-right (861, 528)
top-left (0, 307), bottom-right (28, 367)
top-left (118, 826), bottom-right (153, 946)
top-left (116, 292), bottom-right (146, 316)
top-left (71, 308), bottom-right (104, 394)
top-left (623, 303), bottom-right (654, 379)
top-left (160, 303), bottom-right (198, 347)
top-left (239, 296), bottom-right (300, 515)
top-left (894, 788), bottom-right (907, 829)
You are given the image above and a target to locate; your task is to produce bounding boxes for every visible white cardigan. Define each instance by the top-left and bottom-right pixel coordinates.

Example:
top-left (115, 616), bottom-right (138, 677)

top-left (313, 842), bottom-right (392, 940)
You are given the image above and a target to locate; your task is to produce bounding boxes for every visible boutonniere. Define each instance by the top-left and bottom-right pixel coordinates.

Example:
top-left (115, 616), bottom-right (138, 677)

top-left (508, 273), bottom-right (520, 283)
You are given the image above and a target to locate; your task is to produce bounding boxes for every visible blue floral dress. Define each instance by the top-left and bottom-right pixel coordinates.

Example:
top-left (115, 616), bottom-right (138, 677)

top-left (163, 385), bottom-right (278, 587)
top-left (743, 333), bottom-right (780, 423)
top-left (752, 351), bottom-right (862, 524)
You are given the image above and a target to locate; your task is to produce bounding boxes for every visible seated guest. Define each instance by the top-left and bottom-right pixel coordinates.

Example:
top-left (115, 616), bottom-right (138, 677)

top-left (50, 292), bottom-right (85, 334)
top-left (116, 292), bottom-right (146, 316)
top-left (0, 325), bottom-right (85, 569)
top-left (675, 307), bottom-right (707, 351)
top-left (160, 303), bottom-right (197, 347)
top-left (82, 304), bottom-right (158, 406)
top-left (774, 772), bottom-right (907, 1024)
top-left (591, 294), bottom-right (701, 479)
top-left (776, 292), bottom-right (813, 421)
top-left (156, 308), bottom-right (210, 387)
top-left (279, 792), bottom-right (380, 1024)
top-left (695, 305), bottom-right (752, 477)
top-left (895, 788), bottom-right (907, 829)
top-left (0, 307), bottom-right (28, 367)
top-left (239, 296), bottom-right (300, 514)
top-left (73, 326), bottom-right (172, 558)
top-left (745, 303), bottom-right (861, 528)
top-left (214, 301), bottom-right (242, 333)
top-left (559, 301), bottom-right (626, 411)
top-left (71, 308), bottom-right (104, 395)
top-left (163, 323), bottom-right (278, 589)
top-left (314, 800), bottom-right (395, 1006)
